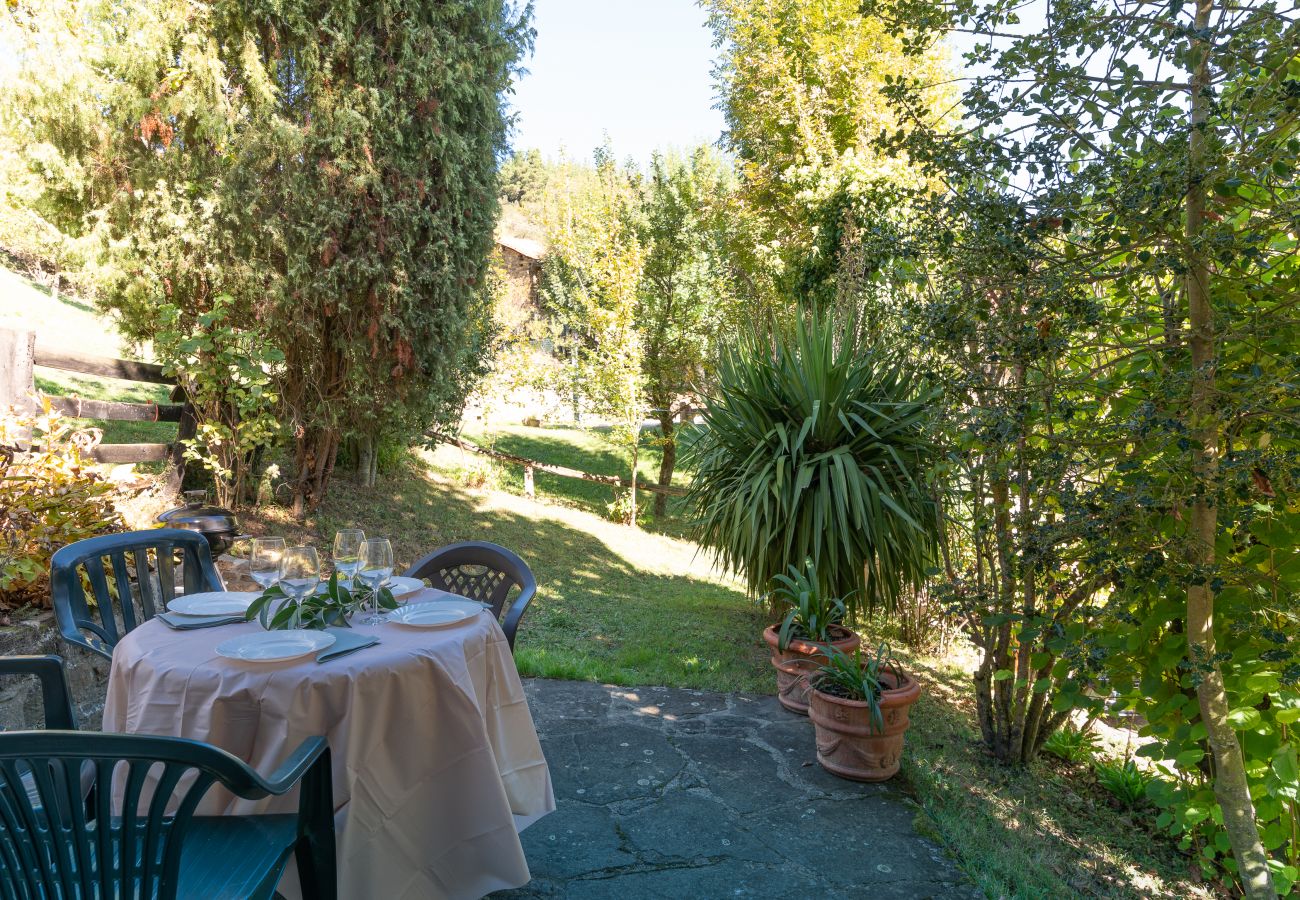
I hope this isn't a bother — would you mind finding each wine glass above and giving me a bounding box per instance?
[332,529,365,586]
[279,546,321,605]
[248,537,286,591]
[357,538,394,624]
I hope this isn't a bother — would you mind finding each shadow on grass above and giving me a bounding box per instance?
[463,424,698,538]
[244,458,770,693]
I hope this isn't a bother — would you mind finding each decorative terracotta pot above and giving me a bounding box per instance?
[808,670,921,782]
[763,624,860,715]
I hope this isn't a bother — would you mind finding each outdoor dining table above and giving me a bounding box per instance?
[101,588,556,900]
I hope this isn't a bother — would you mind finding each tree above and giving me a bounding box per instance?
[704,0,952,301]
[636,148,739,515]
[2,0,531,513]
[877,0,1299,891]
[540,147,646,521]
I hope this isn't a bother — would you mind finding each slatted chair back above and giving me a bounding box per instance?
[49,529,222,659]
[0,732,268,900]
[404,541,537,650]
[0,656,77,731]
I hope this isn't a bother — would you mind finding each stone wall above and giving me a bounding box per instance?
[0,611,111,730]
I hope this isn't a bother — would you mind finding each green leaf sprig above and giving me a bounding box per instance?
[245,572,398,631]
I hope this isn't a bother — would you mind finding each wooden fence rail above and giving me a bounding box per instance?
[1,326,194,490]
[433,433,688,498]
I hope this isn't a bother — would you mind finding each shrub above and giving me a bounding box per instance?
[0,402,122,608]
[1094,759,1153,809]
[686,308,940,615]
[1042,725,1101,765]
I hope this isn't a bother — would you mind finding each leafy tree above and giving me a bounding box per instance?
[540,147,646,519]
[499,149,547,205]
[703,0,952,300]
[876,0,1300,892]
[2,0,531,514]
[636,148,739,515]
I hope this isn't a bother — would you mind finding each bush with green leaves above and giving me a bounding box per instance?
[0,403,122,608]
[770,559,848,649]
[687,309,939,616]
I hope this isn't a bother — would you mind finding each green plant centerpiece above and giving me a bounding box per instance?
[807,642,921,783]
[245,573,398,631]
[763,560,860,715]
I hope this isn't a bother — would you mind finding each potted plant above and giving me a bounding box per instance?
[807,642,921,782]
[764,560,860,714]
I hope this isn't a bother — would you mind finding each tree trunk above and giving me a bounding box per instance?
[1185,2,1275,893]
[291,427,339,519]
[356,435,377,489]
[654,410,676,518]
[628,438,639,528]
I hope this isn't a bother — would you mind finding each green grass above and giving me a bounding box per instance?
[242,447,770,693]
[459,423,698,535]
[3,263,176,455]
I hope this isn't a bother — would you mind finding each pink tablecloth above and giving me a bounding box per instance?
[102,589,554,900]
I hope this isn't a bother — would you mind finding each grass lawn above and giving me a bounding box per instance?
[459,422,697,536]
[237,431,1208,900]
[3,265,176,450]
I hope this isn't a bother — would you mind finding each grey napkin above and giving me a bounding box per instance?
[157,612,246,630]
[317,627,379,662]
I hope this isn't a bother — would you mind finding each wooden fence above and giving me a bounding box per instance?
[435,433,687,499]
[0,326,194,490]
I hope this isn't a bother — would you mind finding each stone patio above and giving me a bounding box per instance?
[495,679,978,899]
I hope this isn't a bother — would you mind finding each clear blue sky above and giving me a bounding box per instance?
[506,0,725,166]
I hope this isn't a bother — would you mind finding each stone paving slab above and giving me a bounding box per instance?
[491,679,979,899]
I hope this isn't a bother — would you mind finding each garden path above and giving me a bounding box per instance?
[494,679,978,899]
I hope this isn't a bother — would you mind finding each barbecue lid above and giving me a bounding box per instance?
[156,490,240,535]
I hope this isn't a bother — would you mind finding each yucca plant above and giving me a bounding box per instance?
[770,559,849,650]
[685,309,940,616]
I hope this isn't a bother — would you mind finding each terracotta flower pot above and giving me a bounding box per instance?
[808,670,921,782]
[763,623,860,715]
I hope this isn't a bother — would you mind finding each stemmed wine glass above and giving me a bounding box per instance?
[332,529,365,586]
[356,538,394,625]
[248,537,286,591]
[279,546,321,623]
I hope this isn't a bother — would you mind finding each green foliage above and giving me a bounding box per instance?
[0,403,122,608]
[811,642,901,733]
[1094,760,1154,810]
[2,0,532,514]
[770,559,848,649]
[703,0,953,302]
[686,308,940,614]
[245,573,396,631]
[1042,725,1101,765]
[156,295,282,507]
[499,149,547,205]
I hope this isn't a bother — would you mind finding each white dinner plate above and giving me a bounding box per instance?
[215,630,336,662]
[387,599,483,629]
[167,591,261,617]
[319,575,426,598]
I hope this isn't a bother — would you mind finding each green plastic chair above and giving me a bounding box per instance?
[49,529,223,660]
[0,731,336,899]
[0,655,77,731]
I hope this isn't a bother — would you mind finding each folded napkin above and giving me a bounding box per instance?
[317,627,379,662]
[157,612,246,630]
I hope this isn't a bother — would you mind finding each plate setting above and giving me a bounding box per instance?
[215,630,336,662]
[387,599,483,629]
[167,591,261,617]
